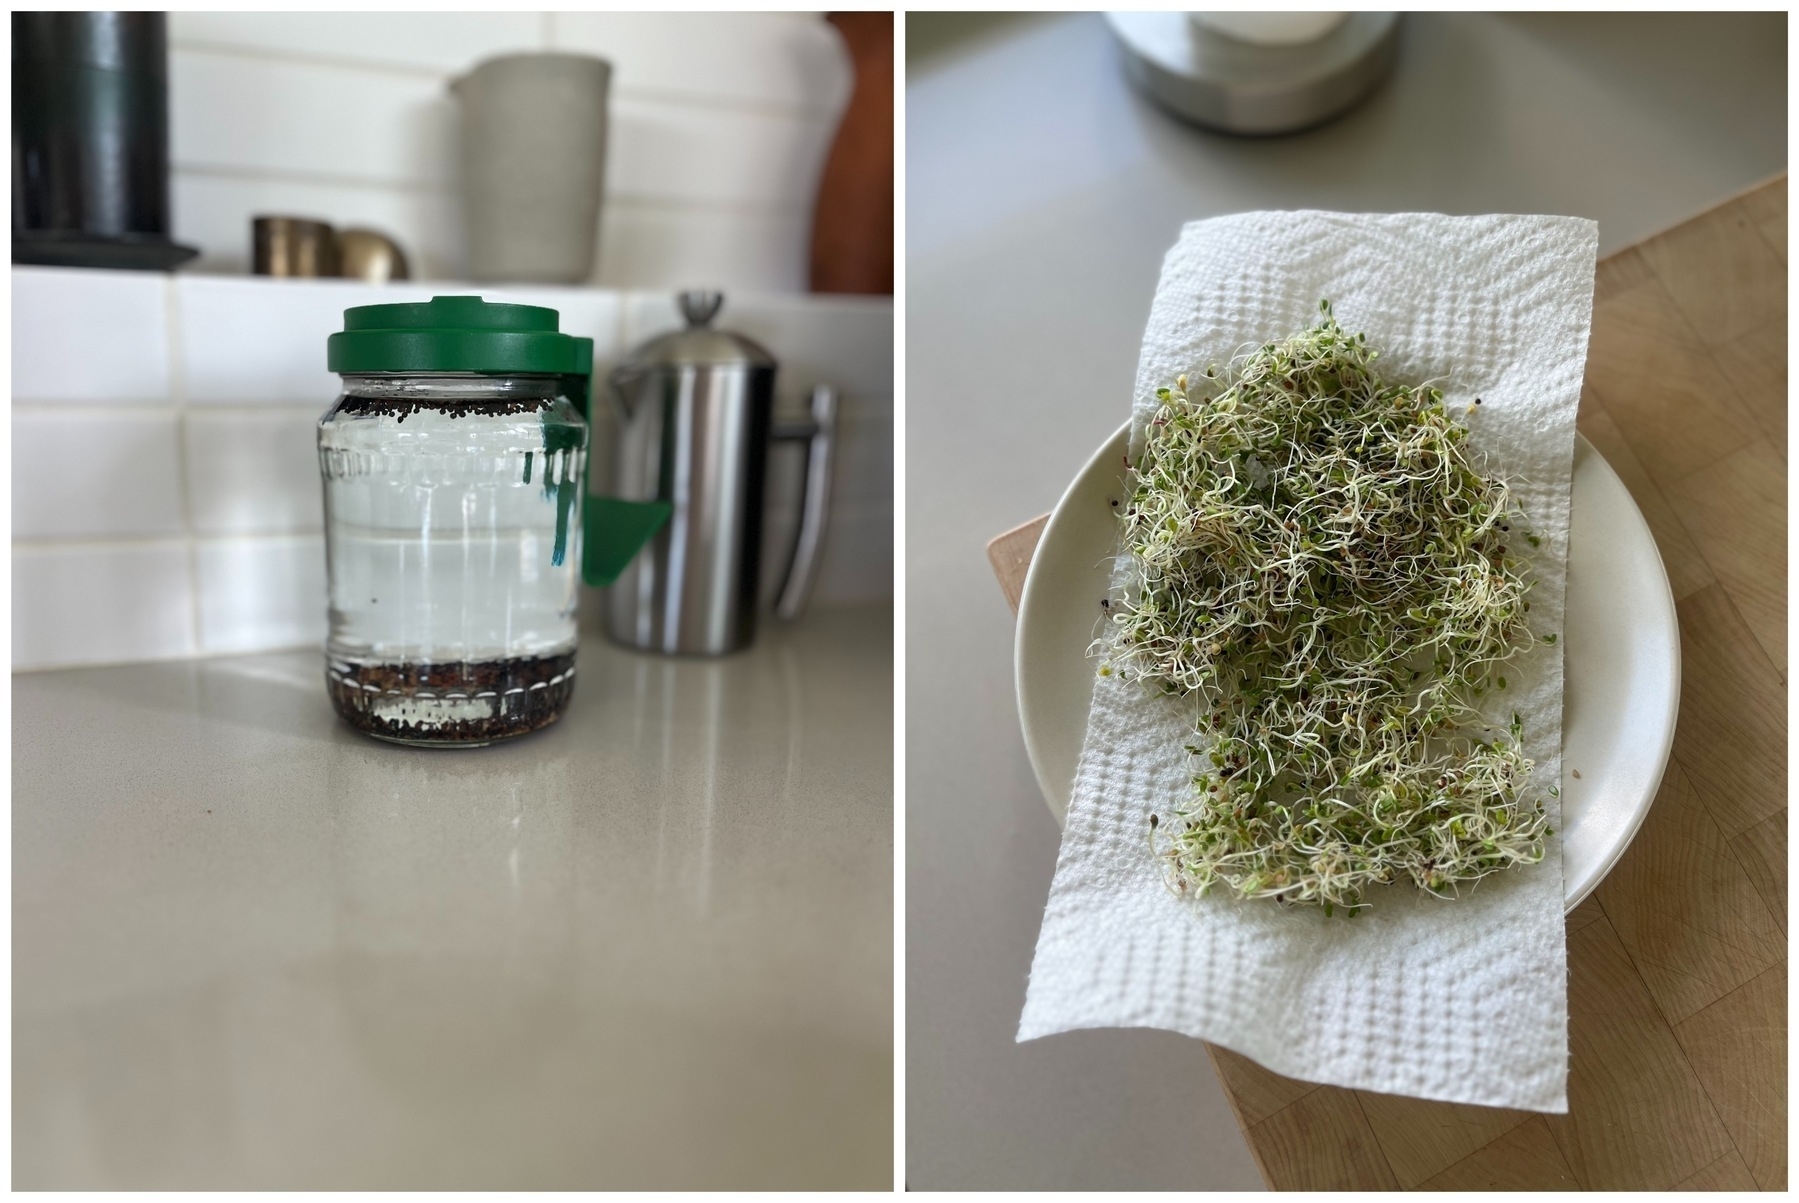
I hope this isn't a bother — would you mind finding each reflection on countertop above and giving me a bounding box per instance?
[13,604,893,1190]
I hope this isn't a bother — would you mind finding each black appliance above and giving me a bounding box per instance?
[13,11,198,270]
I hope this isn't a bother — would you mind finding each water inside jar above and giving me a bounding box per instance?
[319,382,587,745]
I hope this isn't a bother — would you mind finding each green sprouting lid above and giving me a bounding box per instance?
[327,295,585,375]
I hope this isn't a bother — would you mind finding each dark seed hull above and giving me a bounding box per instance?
[327,652,576,746]
[336,395,550,422]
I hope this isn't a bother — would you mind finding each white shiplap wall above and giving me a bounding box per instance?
[11,267,893,670]
[166,12,853,291]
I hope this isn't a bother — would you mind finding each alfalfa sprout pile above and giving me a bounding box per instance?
[1104,302,1553,915]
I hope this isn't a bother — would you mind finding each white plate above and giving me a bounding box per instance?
[1016,422,1679,912]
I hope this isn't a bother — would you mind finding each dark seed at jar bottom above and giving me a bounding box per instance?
[326,652,577,745]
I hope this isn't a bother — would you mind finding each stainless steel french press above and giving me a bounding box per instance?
[603,291,836,655]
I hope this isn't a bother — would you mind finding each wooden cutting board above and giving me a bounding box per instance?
[987,176,1787,1191]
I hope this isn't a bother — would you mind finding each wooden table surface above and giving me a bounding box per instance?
[987,177,1787,1191]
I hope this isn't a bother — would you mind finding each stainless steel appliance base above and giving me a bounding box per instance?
[1107,12,1400,137]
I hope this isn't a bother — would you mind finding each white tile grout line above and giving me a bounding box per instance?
[166,274,207,657]
[13,534,323,553]
[171,162,824,219]
[12,536,194,555]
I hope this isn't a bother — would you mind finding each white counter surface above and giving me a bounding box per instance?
[14,605,892,1189]
[905,12,1783,1190]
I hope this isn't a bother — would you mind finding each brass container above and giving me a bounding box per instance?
[253,216,338,277]
[336,228,410,283]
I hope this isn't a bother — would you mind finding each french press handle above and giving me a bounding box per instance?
[770,384,838,620]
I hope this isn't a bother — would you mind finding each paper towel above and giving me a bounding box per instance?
[1017,211,1597,1113]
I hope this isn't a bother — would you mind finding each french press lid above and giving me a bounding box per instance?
[618,291,776,371]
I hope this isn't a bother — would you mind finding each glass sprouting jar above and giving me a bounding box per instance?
[319,297,589,747]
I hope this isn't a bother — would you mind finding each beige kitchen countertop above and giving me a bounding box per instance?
[13,603,893,1190]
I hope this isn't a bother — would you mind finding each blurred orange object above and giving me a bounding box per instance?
[809,12,893,295]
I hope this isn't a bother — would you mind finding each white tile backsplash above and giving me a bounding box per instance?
[828,410,897,514]
[195,536,328,655]
[171,55,829,229]
[608,98,835,209]
[550,12,851,114]
[169,12,850,115]
[12,409,187,541]
[597,202,813,293]
[171,49,459,189]
[158,12,861,293]
[11,268,171,403]
[760,409,894,518]
[11,267,891,670]
[757,434,891,609]
[170,11,546,75]
[184,409,326,536]
[179,276,441,404]
[13,543,198,670]
[809,503,894,607]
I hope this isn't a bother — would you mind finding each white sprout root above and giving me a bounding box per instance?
[1107,302,1549,916]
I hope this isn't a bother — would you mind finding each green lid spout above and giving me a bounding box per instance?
[583,496,669,587]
